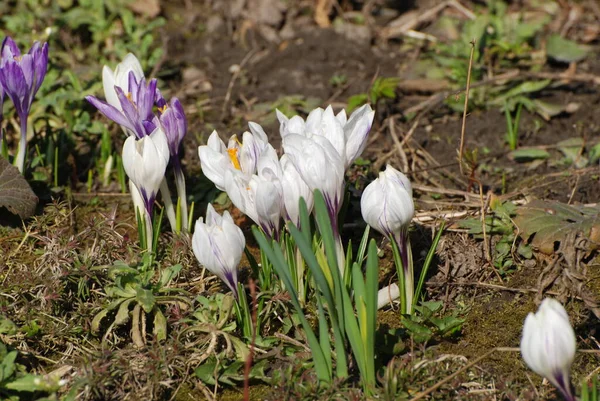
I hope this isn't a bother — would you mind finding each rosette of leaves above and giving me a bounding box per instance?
[91,254,188,347]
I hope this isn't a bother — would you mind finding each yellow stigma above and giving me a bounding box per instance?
[227,148,241,170]
[158,104,168,114]
[126,92,134,103]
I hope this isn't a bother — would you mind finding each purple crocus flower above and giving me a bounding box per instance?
[86,71,158,139]
[157,95,189,230]
[157,97,187,159]
[0,37,49,172]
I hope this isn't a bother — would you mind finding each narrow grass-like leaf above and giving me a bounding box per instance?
[313,191,339,277]
[288,222,347,377]
[364,240,378,388]
[317,297,332,375]
[152,206,164,255]
[312,191,346,336]
[390,239,407,315]
[288,225,336,315]
[413,221,445,312]
[253,227,331,382]
[340,281,367,383]
[356,225,370,266]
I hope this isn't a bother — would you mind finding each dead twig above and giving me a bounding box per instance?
[220,49,257,121]
[458,39,476,174]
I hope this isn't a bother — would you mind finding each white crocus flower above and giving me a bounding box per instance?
[521,298,576,401]
[361,165,414,312]
[102,53,144,111]
[122,127,170,213]
[280,154,313,226]
[122,127,169,252]
[360,165,414,239]
[277,104,374,169]
[198,126,268,191]
[192,204,245,297]
[283,134,345,221]
[224,145,285,240]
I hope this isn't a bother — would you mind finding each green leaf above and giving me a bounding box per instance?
[91,299,126,333]
[546,34,588,63]
[0,350,17,381]
[0,315,17,336]
[153,308,167,341]
[0,156,38,218]
[509,148,550,162]
[136,288,156,313]
[159,264,182,287]
[113,298,135,327]
[514,200,600,254]
[252,226,331,383]
[4,373,62,392]
[401,317,433,343]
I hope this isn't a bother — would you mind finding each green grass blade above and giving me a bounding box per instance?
[390,239,407,315]
[317,297,332,376]
[364,240,379,388]
[356,225,370,266]
[413,221,445,312]
[253,227,331,382]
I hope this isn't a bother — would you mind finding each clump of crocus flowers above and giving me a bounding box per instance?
[0,36,49,173]
[86,54,190,252]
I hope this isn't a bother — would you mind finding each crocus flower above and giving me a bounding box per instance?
[0,37,49,172]
[122,126,169,251]
[361,165,414,312]
[280,154,313,227]
[277,104,374,169]
[283,134,345,223]
[192,203,245,297]
[224,145,285,240]
[102,53,144,111]
[157,96,189,230]
[521,298,576,401]
[122,126,170,216]
[283,133,346,270]
[86,72,158,139]
[198,124,268,191]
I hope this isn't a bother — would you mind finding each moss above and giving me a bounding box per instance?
[439,293,534,381]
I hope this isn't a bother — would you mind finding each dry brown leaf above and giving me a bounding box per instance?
[127,0,160,18]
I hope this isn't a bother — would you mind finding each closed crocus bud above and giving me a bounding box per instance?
[362,165,415,311]
[280,154,313,226]
[361,165,413,239]
[192,204,245,297]
[122,126,170,215]
[521,298,576,401]
[102,53,144,111]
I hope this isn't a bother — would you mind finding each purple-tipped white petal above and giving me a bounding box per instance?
[283,134,345,218]
[360,165,413,238]
[344,104,374,168]
[122,127,169,213]
[280,154,313,226]
[192,204,245,297]
[520,298,576,399]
